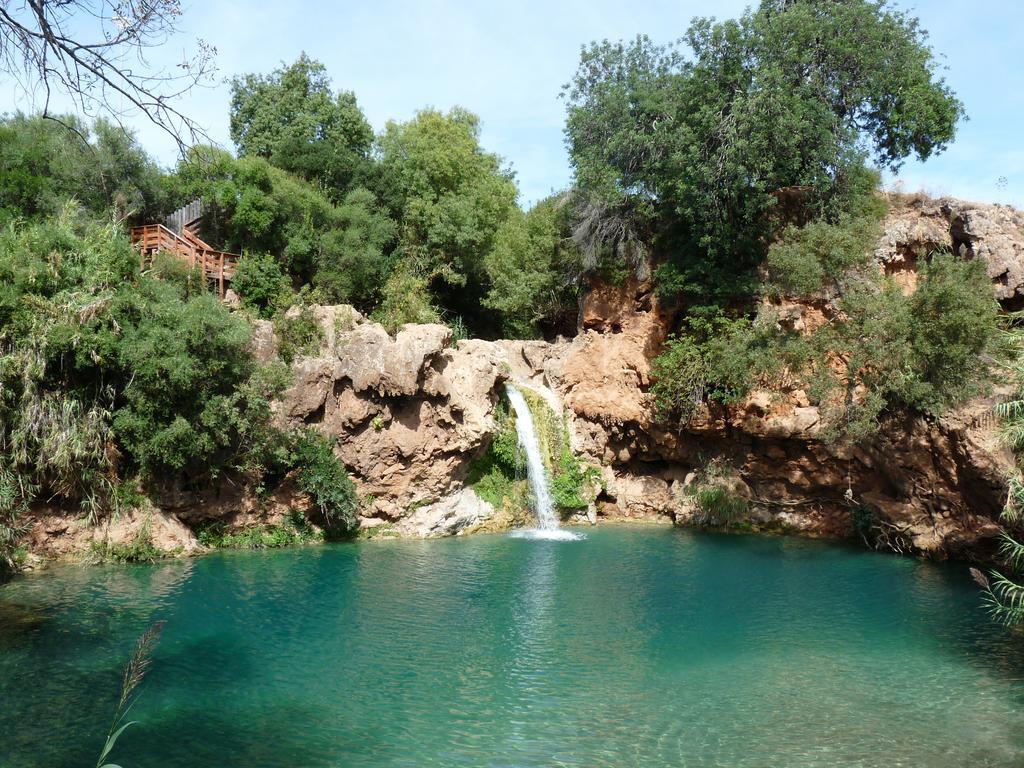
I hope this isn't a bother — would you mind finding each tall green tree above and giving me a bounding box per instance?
[0,114,168,224]
[377,107,518,324]
[314,187,399,310]
[229,54,373,196]
[174,146,345,284]
[484,194,581,338]
[564,0,964,301]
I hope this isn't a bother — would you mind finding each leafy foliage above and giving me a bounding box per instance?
[273,303,325,364]
[466,400,525,509]
[651,308,810,425]
[229,53,373,195]
[233,252,292,318]
[91,525,163,564]
[484,194,582,338]
[0,114,168,225]
[313,187,399,309]
[813,252,999,439]
[0,468,31,580]
[766,208,886,298]
[564,0,964,301]
[0,213,291,521]
[377,108,518,329]
[290,429,360,538]
[981,323,1024,626]
[551,448,598,511]
[196,510,320,550]
[370,266,441,334]
[685,460,749,527]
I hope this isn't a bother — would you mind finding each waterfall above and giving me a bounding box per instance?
[505,384,583,541]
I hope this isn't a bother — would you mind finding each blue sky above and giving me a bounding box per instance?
[5,0,1022,207]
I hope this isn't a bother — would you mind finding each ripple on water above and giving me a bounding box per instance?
[1,527,1023,768]
[508,527,587,541]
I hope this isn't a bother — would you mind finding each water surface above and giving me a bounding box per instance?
[2,527,1023,767]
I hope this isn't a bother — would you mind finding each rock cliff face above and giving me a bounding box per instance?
[876,195,1024,304]
[273,306,511,528]
[265,194,1021,556]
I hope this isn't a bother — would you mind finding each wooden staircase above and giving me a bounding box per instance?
[130,200,240,299]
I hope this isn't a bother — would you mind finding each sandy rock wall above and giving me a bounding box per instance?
[264,195,1024,555]
[876,194,1024,303]
[274,308,512,527]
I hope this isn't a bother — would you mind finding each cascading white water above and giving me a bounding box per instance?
[505,383,583,541]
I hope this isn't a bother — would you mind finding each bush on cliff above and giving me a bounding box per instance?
[810,252,999,440]
[651,308,810,425]
[765,206,887,299]
[290,429,359,538]
[0,214,305,531]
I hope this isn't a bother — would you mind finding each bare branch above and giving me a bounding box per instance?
[0,0,215,152]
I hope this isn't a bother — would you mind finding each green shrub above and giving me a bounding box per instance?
[979,325,1024,627]
[234,252,293,318]
[690,484,749,526]
[814,252,999,440]
[766,213,883,297]
[0,468,31,581]
[651,307,810,425]
[466,399,526,509]
[91,523,162,564]
[551,448,599,511]
[273,303,325,363]
[313,187,398,310]
[371,267,441,334]
[196,510,320,550]
[291,430,359,538]
[0,210,291,517]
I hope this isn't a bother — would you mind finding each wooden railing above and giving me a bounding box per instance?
[130,223,240,299]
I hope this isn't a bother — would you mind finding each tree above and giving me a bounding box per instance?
[564,0,964,301]
[377,107,518,323]
[0,113,168,224]
[229,54,373,196]
[174,146,344,284]
[483,194,581,338]
[0,211,290,501]
[314,187,399,310]
[0,0,213,148]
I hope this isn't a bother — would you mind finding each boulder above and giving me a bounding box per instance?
[336,323,450,396]
[397,488,496,538]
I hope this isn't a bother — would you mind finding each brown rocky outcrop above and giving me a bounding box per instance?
[274,310,511,522]
[876,194,1024,303]
[262,194,1023,556]
[25,503,200,561]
